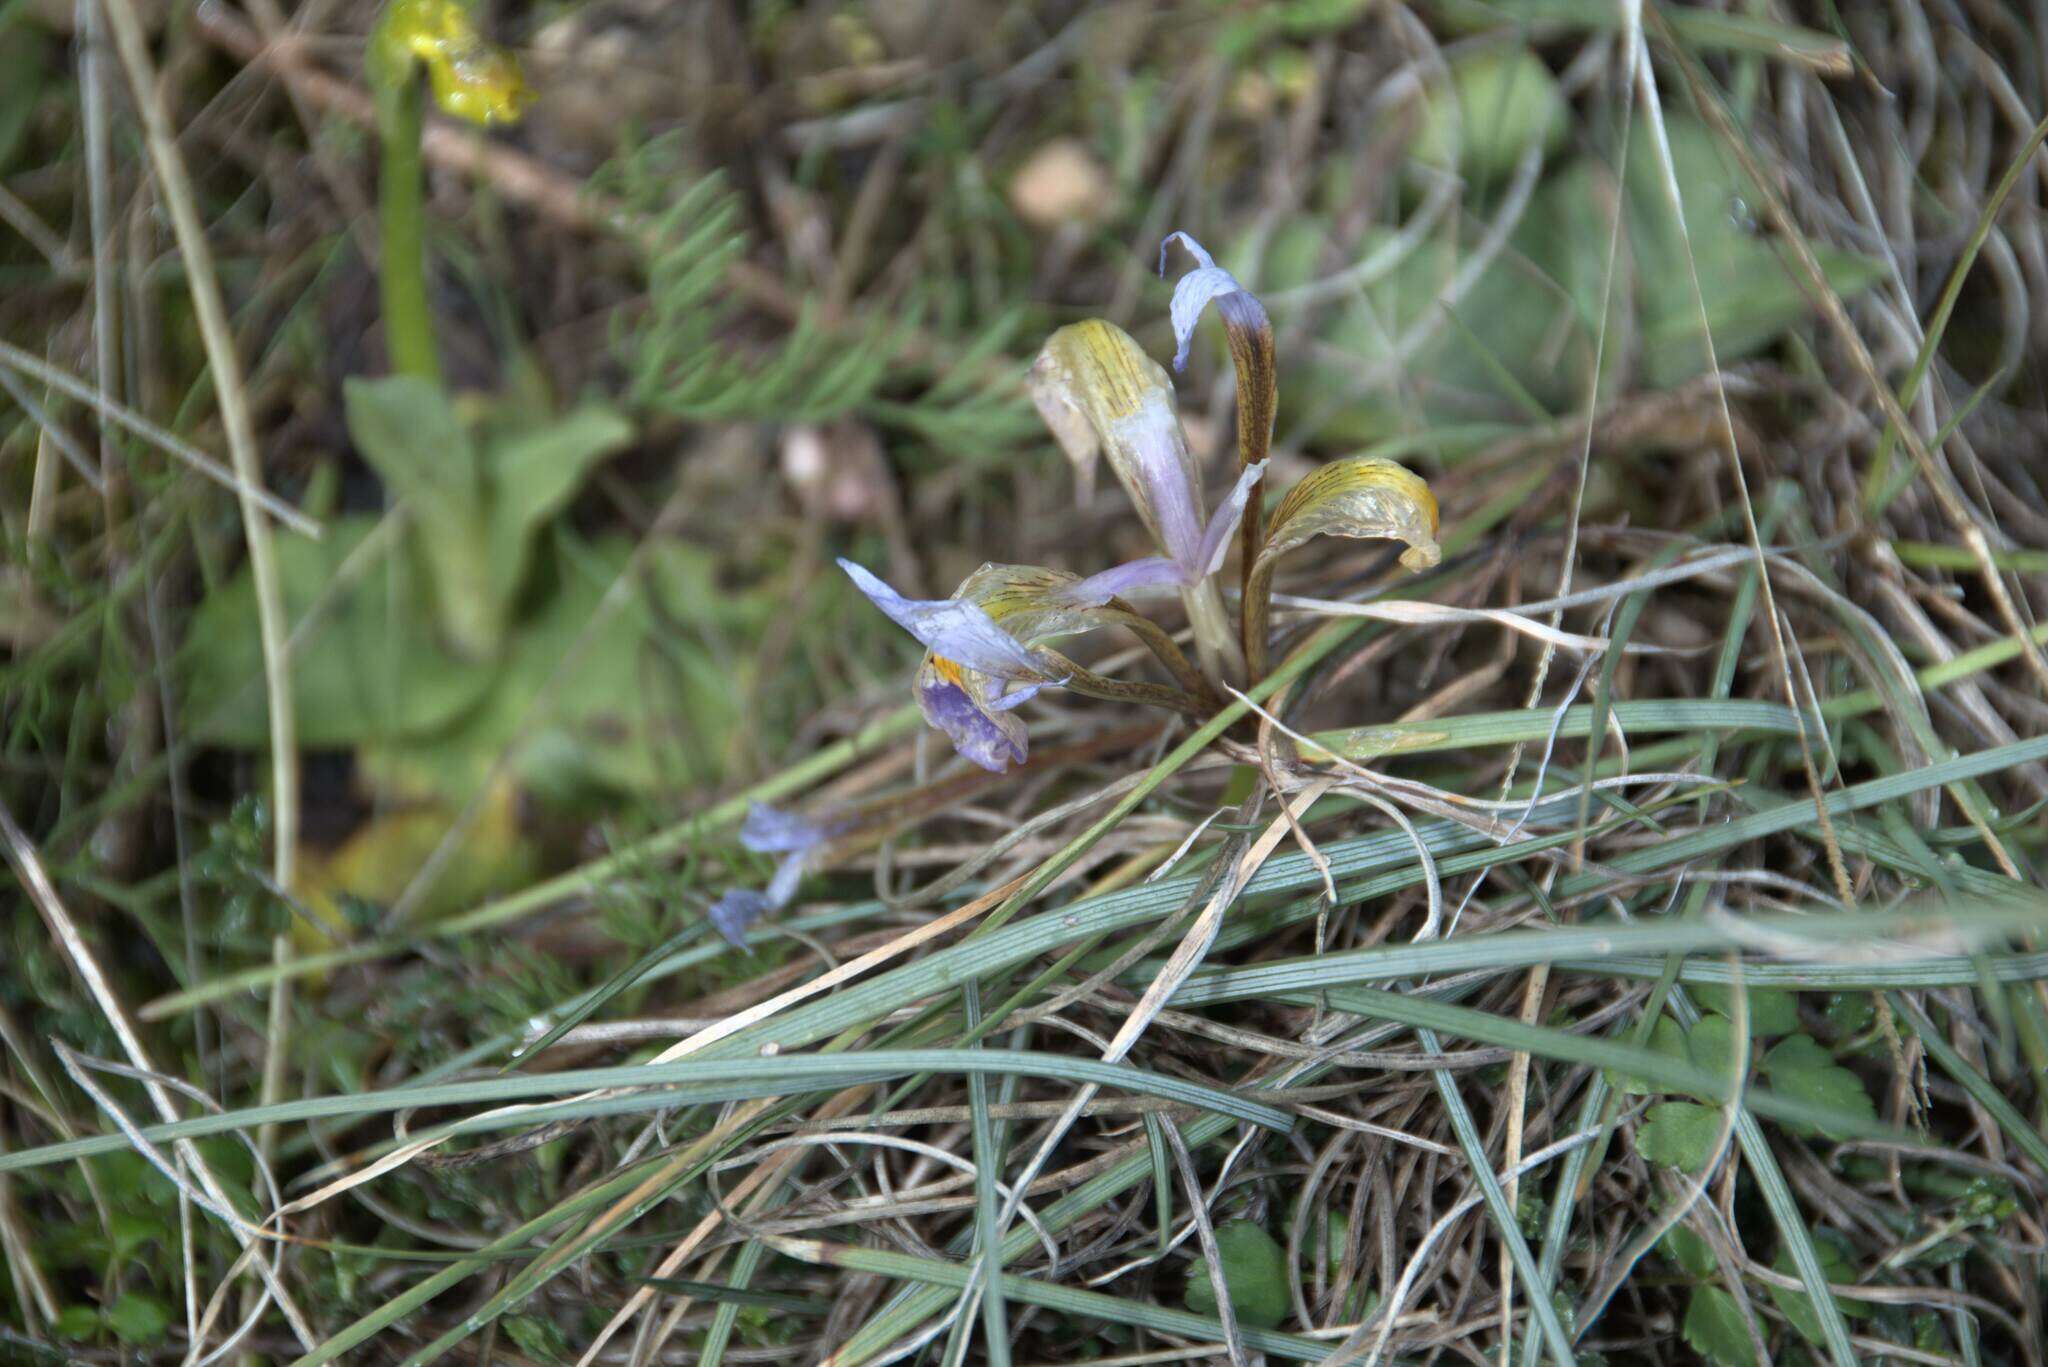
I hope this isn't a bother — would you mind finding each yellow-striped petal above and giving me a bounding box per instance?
[1258,456,1441,573]
[1029,321,1206,568]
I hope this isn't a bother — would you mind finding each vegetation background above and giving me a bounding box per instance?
[2,0,2047,1363]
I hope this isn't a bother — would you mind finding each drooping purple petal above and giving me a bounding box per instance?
[1113,401,1207,573]
[1192,460,1270,578]
[739,803,829,855]
[840,559,1046,681]
[1160,231,1268,372]
[1062,556,1185,605]
[707,889,773,950]
[917,672,1027,772]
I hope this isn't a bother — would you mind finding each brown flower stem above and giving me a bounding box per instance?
[1108,602,1222,707]
[1242,556,1276,683]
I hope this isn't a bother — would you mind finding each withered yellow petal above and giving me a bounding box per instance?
[1259,456,1441,573]
[1030,321,1203,559]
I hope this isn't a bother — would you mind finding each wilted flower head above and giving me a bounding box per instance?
[843,560,1133,772]
[843,233,1442,768]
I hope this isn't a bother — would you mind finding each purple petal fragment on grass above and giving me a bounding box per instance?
[739,803,828,855]
[1160,231,1268,372]
[708,889,773,950]
[764,852,807,908]
[711,807,831,951]
[839,559,1045,681]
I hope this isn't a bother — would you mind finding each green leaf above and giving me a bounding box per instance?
[343,376,478,511]
[1610,1015,1690,1095]
[181,515,494,748]
[1687,1015,1741,1079]
[1619,118,1884,388]
[1660,1223,1716,1278]
[342,379,632,661]
[53,1305,100,1341]
[1638,1101,1720,1173]
[1696,985,1799,1037]
[106,1293,170,1345]
[1683,1286,1760,1367]
[479,404,636,589]
[1769,1230,1870,1346]
[1183,1221,1290,1329]
[1821,993,1873,1039]
[1758,1036,1876,1141]
[107,1211,165,1260]
[1410,46,1568,182]
[502,1313,569,1364]
[358,532,744,803]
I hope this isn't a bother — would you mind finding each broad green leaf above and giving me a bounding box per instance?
[181,515,494,748]
[1696,985,1799,1037]
[1615,118,1885,387]
[481,404,636,591]
[359,532,745,804]
[1758,1036,1876,1141]
[1183,1220,1290,1329]
[1683,1286,1760,1367]
[345,376,499,657]
[344,375,480,517]
[1410,46,1567,181]
[344,379,633,661]
[1769,1230,1870,1346]
[1637,1101,1719,1172]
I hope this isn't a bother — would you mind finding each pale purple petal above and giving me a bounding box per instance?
[739,803,828,855]
[986,678,1053,713]
[764,851,807,908]
[1192,460,1269,578]
[1063,556,1185,604]
[708,889,772,950]
[1113,403,1206,572]
[840,559,1045,680]
[1159,231,1270,372]
[917,674,1027,772]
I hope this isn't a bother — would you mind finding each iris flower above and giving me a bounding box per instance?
[841,560,1210,771]
[843,234,1442,771]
